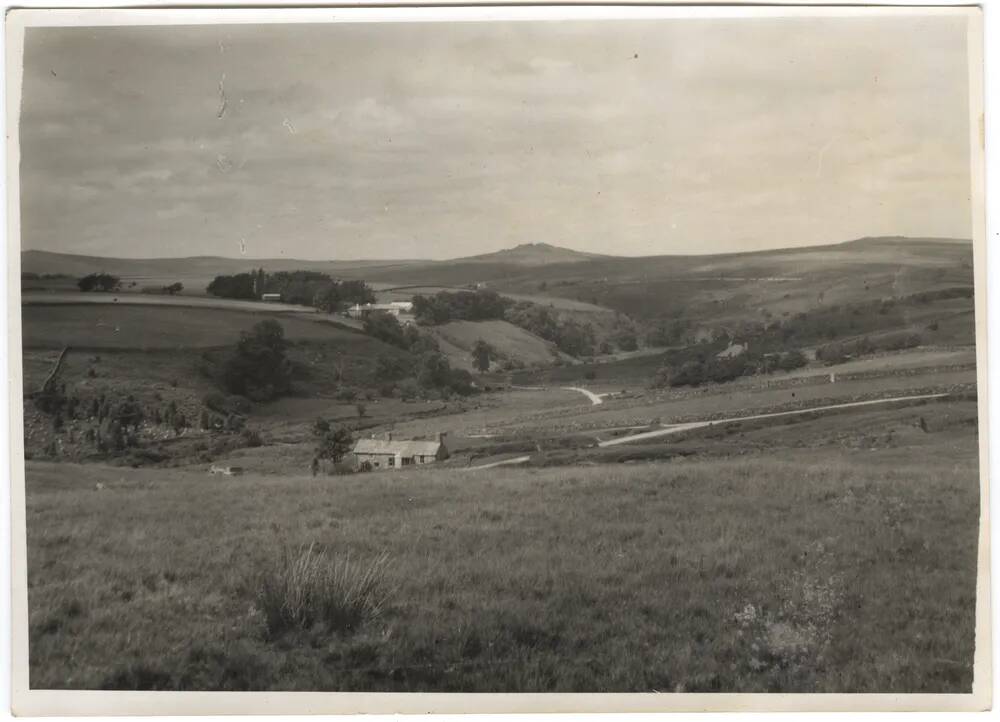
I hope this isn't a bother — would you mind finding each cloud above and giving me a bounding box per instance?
[17,14,974,259]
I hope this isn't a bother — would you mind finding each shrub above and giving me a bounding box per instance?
[254,543,391,637]
[776,350,808,372]
[397,378,421,401]
[336,387,358,402]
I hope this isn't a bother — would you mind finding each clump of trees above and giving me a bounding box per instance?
[77,273,121,292]
[221,320,293,401]
[503,302,596,357]
[206,269,375,311]
[815,332,920,365]
[412,289,509,325]
[22,272,72,281]
[207,273,256,299]
[651,343,809,389]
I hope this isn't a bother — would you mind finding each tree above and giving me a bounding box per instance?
[163,282,183,295]
[77,272,120,292]
[374,354,408,382]
[222,320,292,401]
[418,352,453,389]
[338,280,376,306]
[356,402,367,418]
[363,311,407,348]
[312,417,331,436]
[312,284,342,313]
[316,427,354,463]
[471,339,492,373]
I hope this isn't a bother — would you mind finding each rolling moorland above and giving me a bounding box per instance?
[19,235,982,692]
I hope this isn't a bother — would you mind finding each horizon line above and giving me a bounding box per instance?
[19,235,972,265]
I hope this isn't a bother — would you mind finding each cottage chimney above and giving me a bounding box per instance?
[437,432,447,444]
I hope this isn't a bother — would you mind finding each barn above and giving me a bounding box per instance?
[352,433,449,470]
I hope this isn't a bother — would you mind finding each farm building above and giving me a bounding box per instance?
[346,301,413,319]
[260,293,282,303]
[716,341,747,360]
[352,433,448,470]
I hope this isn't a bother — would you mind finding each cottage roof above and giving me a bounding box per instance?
[353,438,442,457]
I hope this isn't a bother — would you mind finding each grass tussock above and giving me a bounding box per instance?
[254,543,391,638]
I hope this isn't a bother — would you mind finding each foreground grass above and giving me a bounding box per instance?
[25,449,979,692]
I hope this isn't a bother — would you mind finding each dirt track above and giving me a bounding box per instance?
[597,392,950,447]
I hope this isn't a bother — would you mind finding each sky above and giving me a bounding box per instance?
[18,12,974,260]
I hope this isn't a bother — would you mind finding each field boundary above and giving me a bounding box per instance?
[39,346,70,394]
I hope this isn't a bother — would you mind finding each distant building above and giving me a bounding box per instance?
[261,293,282,303]
[352,433,448,470]
[347,301,414,319]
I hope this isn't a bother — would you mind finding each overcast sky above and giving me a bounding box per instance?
[19,13,973,260]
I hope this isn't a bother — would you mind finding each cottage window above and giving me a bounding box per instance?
[388,457,395,467]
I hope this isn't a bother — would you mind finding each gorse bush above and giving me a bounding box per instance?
[255,543,391,638]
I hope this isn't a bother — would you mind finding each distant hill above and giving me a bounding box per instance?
[455,243,606,266]
[19,250,428,280]
[21,236,973,294]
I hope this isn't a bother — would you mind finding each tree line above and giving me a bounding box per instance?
[206,269,375,311]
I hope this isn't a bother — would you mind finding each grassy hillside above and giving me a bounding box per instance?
[427,320,569,371]
[26,433,978,691]
[19,303,417,464]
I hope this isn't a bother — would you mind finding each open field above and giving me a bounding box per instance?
[428,320,569,370]
[22,291,319,313]
[21,304,358,350]
[25,428,979,692]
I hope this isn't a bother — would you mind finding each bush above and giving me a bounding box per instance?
[254,543,391,637]
[776,350,808,372]
[374,354,408,382]
[397,378,421,401]
[336,387,358,402]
